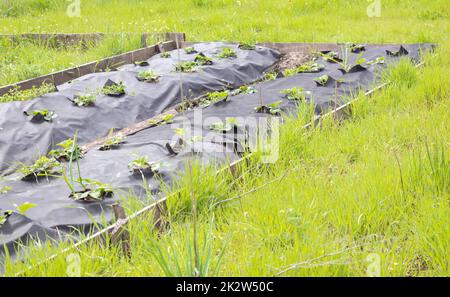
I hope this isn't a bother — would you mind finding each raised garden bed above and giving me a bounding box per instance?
[0,36,434,265]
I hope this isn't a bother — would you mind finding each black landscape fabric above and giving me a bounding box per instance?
[0,42,433,263]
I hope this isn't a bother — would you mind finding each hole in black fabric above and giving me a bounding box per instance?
[386,45,409,57]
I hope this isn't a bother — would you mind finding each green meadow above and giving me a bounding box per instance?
[0,0,449,276]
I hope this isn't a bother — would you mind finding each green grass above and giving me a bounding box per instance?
[0,0,449,86]
[0,0,449,277]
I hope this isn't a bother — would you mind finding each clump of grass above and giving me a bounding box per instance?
[160,52,171,58]
[238,42,256,50]
[0,83,56,103]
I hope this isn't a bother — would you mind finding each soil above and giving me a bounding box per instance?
[274,52,311,72]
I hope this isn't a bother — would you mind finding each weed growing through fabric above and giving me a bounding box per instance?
[217,47,237,58]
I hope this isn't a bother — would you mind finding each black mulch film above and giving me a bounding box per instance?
[0,42,433,265]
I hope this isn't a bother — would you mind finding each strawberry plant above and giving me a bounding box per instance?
[69,178,113,201]
[18,155,61,181]
[297,61,324,73]
[347,43,366,53]
[48,138,83,162]
[313,74,330,86]
[62,131,113,201]
[230,85,257,96]
[195,53,213,65]
[73,93,96,107]
[282,68,297,77]
[175,61,198,72]
[281,87,310,101]
[137,70,160,82]
[184,47,197,54]
[207,90,229,102]
[217,47,237,58]
[263,71,278,81]
[160,52,171,58]
[24,108,56,123]
[99,134,125,151]
[255,101,282,116]
[128,155,164,176]
[101,79,126,97]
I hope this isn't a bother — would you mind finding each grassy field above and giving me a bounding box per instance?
[0,0,449,86]
[1,0,449,276]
